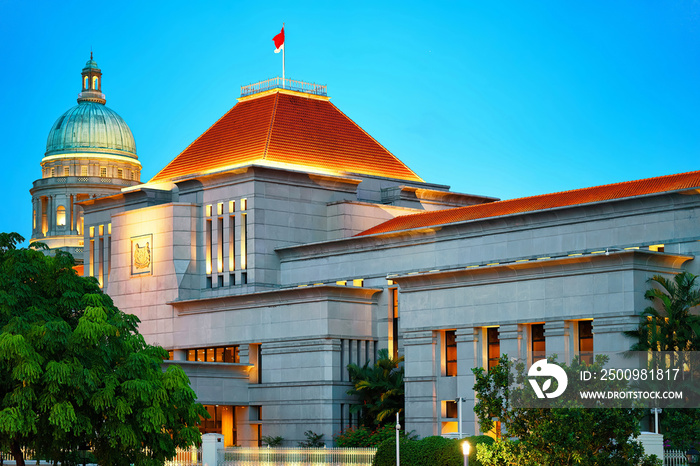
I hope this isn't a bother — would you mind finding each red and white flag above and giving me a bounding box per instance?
[273,27,285,53]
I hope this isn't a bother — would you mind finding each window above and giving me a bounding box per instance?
[389,288,399,360]
[130,171,135,180]
[487,327,500,371]
[206,219,213,275]
[50,167,55,177]
[217,202,224,216]
[117,168,123,178]
[578,320,593,365]
[240,212,247,270]
[443,400,458,419]
[92,76,98,89]
[56,206,66,226]
[63,166,69,176]
[531,324,546,362]
[445,330,457,376]
[81,166,88,176]
[83,76,88,89]
[100,167,107,177]
[186,345,240,363]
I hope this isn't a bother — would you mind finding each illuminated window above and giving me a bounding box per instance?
[130,171,135,180]
[649,244,665,252]
[390,288,399,360]
[63,166,69,176]
[92,76,98,89]
[107,223,111,235]
[117,168,123,178]
[206,219,212,275]
[352,279,364,287]
[240,213,247,270]
[89,226,95,238]
[445,330,457,376]
[100,167,107,177]
[487,327,500,371]
[81,166,88,176]
[206,204,212,217]
[217,218,224,273]
[531,324,545,362]
[50,167,55,177]
[83,76,88,88]
[56,206,66,226]
[217,202,223,216]
[241,198,247,211]
[98,224,104,236]
[228,216,235,272]
[229,200,235,212]
[578,320,593,365]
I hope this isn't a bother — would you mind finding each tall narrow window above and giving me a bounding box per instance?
[89,239,94,277]
[487,327,500,371]
[56,206,66,226]
[217,217,224,273]
[445,330,457,376]
[100,167,107,177]
[63,166,69,176]
[69,195,74,231]
[50,167,55,177]
[229,215,235,272]
[81,166,88,176]
[531,324,546,362]
[83,76,88,89]
[240,212,247,270]
[117,168,123,178]
[205,219,213,275]
[578,320,593,365]
[389,288,399,360]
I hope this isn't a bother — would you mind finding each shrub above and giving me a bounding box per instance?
[297,430,325,447]
[261,435,284,447]
[335,424,414,448]
[373,435,493,466]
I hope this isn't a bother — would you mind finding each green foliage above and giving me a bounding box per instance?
[624,272,700,351]
[624,272,700,450]
[334,424,415,448]
[297,430,325,447]
[372,435,490,466]
[261,435,284,447]
[347,348,404,428]
[472,354,647,465]
[0,233,207,466]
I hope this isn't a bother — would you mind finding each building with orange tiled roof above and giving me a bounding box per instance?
[79,76,700,446]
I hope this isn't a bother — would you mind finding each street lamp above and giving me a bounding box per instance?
[462,441,470,466]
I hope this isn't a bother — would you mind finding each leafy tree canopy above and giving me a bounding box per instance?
[347,348,404,428]
[0,233,207,466]
[472,354,651,466]
[625,271,700,450]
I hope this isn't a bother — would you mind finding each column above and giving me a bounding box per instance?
[456,328,478,436]
[544,320,571,363]
[498,323,522,361]
[403,330,437,438]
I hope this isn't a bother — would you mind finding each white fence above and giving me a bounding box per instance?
[166,446,202,466]
[218,447,377,466]
[665,449,688,466]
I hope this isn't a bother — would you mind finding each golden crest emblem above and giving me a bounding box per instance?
[134,241,151,269]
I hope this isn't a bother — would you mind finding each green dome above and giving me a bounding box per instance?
[45,101,137,157]
[83,59,99,70]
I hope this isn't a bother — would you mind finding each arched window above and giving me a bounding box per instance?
[56,206,66,226]
[92,76,98,89]
[84,76,88,89]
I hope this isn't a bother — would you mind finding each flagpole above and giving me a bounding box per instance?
[282,22,285,88]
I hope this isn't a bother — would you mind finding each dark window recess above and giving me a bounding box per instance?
[579,321,594,365]
[487,327,500,371]
[531,324,546,362]
[445,330,457,376]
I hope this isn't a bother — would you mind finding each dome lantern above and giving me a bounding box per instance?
[78,52,106,105]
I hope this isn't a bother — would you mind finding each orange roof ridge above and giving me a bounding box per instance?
[262,93,279,160]
[358,169,700,236]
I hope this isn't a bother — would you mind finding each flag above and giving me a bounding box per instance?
[273,27,284,53]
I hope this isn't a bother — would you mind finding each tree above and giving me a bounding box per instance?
[347,348,404,428]
[624,272,700,351]
[472,354,650,466]
[624,272,700,450]
[0,233,207,466]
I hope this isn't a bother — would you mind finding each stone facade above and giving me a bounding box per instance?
[76,84,700,446]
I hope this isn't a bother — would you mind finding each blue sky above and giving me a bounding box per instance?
[1,1,699,242]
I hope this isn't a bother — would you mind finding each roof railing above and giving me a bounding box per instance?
[241,78,327,97]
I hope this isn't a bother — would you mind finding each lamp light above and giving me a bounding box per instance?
[462,441,470,466]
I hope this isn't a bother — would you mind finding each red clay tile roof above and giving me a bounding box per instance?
[358,170,700,236]
[150,90,423,183]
